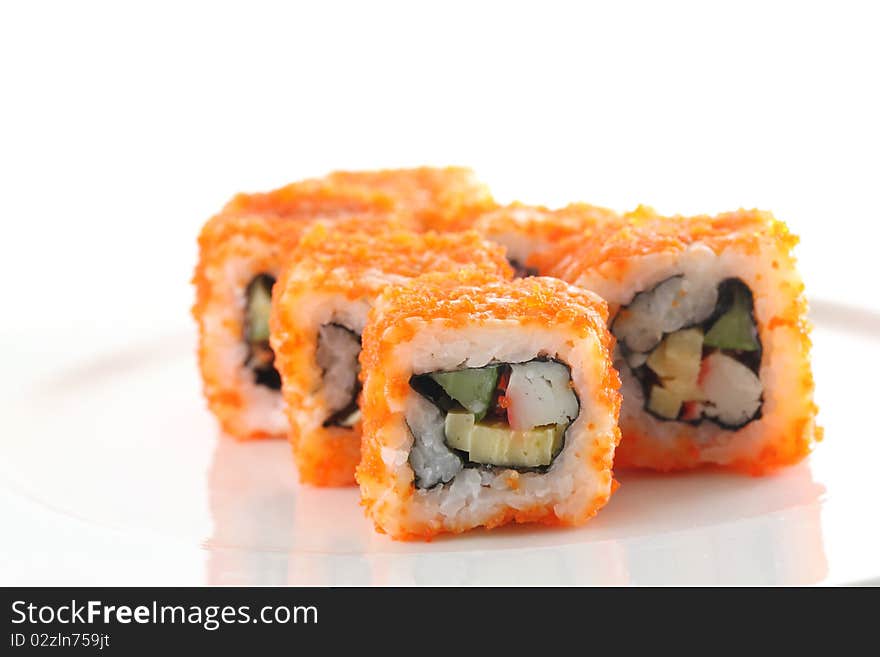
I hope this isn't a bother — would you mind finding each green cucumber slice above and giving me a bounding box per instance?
[245,276,273,343]
[429,366,499,421]
[704,285,759,351]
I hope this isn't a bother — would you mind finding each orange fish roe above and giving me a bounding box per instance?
[322,167,497,230]
[280,226,514,301]
[356,273,621,540]
[473,201,622,270]
[532,206,798,284]
[270,229,512,487]
[193,168,495,441]
[533,207,819,474]
[363,272,611,352]
[226,167,495,232]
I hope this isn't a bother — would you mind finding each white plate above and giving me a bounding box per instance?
[1,299,878,586]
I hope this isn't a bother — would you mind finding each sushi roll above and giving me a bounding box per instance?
[227,166,496,232]
[322,166,497,230]
[356,273,621,540]
[535,206,820,473]
[473,202,620,277]
[269,227,512,487]
[193,167,492,441]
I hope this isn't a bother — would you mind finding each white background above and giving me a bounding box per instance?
[2,0,878,364]
[1,1,879,584]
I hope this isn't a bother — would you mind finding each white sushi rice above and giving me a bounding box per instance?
[406,392,462,488]
[202,240,288,437]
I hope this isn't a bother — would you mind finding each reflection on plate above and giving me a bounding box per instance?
[1,300,878,584]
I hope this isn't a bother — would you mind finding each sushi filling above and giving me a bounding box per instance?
[408,358,580,489]
[243,274,281,390]
[612,277,763,429]
[316,323,362,428]
[508,258,538,278]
